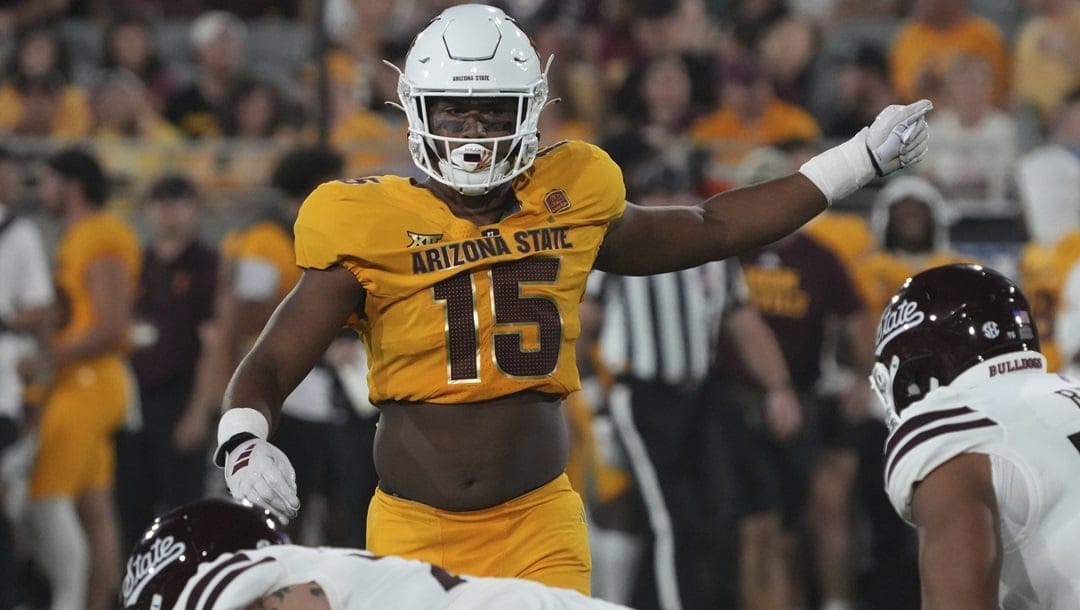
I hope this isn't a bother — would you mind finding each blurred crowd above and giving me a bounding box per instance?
[1,0,1080,608]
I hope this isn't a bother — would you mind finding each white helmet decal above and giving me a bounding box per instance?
[875,298,925,356]
[121,535,186,606]
[388,4,550,196]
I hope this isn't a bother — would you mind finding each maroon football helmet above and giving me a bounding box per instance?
[870,264,1040,428]
[120,498,289,610]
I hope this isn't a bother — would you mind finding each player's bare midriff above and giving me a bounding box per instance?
[373,390,569,511]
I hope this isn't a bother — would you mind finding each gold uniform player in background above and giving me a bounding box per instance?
[25,149,142,610]
[214,3,933,595]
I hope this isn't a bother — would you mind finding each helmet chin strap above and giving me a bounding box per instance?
[872,356,902,432]
[873,354,946,433]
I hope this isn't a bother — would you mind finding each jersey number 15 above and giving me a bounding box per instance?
[434,257,562,382]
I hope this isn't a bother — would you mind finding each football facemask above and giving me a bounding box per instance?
[389,4,550,196]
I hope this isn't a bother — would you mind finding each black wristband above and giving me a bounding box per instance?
[214,432,258,467]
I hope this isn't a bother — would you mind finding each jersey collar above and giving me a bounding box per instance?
[946,351,1047,394]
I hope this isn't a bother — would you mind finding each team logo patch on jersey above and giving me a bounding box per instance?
[544,189,572,214]
[408,231,444,247]
[876,299,925,356]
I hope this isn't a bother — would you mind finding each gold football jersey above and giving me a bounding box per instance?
[53,212,141,379]
[295,141,626,404]
[230,219,300,302]
[803,211,874,270]
[1018,231,1080,372]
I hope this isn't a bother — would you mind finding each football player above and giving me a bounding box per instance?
[120,497,632,610]
[872,264,1080,608]
[23,148,142,610]
[214,3,933,594]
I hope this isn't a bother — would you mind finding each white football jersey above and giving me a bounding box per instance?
[884,352,1080,609]
[174,545,630,610]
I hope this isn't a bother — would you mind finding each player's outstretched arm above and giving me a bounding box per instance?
[222,266,363,427]
[596,174,824,275]
[215,265,363,523]
[595,100,931,276]
[910,453,1002,610]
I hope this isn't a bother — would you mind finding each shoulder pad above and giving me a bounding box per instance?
[884,402,1000,522]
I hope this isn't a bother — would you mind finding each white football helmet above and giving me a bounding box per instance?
[389,4,549,196]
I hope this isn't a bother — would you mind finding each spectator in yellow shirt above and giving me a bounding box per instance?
[1012,0,1080,127]
[0,23,90,139]
[89,69,182,210]
[889,0,1011,107]
[690,55,820,164]
[856,176,975,316]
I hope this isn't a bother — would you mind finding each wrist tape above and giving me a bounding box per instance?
[797,127,876,205]
[214,407,269,467]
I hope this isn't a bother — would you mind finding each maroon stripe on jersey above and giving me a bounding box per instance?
[202,556,277,609]
[186,553,250,610]
[885,418,997,482]
[884,406,976,461]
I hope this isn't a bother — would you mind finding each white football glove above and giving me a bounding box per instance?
[223,437,300,525]
[866,99,932,176]
[799,99,933,204]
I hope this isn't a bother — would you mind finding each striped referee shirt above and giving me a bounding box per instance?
[587,258,748,387]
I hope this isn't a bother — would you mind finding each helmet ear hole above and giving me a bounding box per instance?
[889,345,943,412]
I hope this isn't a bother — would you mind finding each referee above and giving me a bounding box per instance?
[584,244,799,610]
